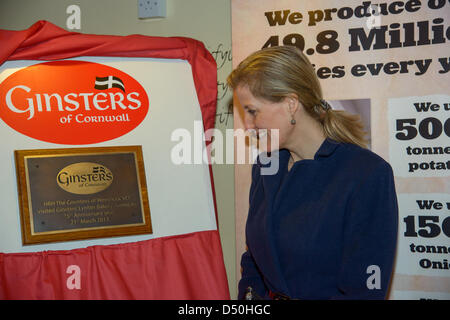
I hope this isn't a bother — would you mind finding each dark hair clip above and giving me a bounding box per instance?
[320,99,332,111]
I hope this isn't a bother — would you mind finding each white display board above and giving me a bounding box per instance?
[0,56,217,253]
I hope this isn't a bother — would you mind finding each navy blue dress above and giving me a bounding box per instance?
[239,138,398,299]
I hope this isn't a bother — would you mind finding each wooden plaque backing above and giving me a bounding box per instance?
[14,146,152,245]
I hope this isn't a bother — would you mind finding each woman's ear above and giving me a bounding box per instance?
[285,93,300,116]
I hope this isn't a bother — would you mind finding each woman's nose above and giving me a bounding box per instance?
[243,114,256,131]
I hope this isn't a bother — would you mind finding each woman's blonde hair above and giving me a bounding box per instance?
[227,46,368,148]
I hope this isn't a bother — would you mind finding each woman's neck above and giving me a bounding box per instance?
[287,116,326,163]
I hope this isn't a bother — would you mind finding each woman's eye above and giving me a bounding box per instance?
[247,109,256,115]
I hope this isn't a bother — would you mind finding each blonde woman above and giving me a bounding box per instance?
[228,46,398,300]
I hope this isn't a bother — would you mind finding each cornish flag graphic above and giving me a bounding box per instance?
[92,166,106,174]
[94,75,125,92]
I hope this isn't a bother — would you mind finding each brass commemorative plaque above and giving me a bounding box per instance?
[14,146,152,245]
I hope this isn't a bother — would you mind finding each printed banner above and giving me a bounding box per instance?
[388,94,449,178]
[232,0,449,299]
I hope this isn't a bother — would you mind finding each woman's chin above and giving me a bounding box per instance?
[256,141,281,154]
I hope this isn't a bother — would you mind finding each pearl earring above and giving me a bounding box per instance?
[290,118,296,125]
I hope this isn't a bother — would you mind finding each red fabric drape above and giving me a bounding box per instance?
[0,231,229,299]
[0,21,228,299]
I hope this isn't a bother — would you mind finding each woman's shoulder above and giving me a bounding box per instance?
[336,142,394,176]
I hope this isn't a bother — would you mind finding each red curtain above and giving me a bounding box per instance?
[0,21,229,299]
[0,231,229,299]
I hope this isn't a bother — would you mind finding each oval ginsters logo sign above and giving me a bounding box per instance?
[57,162,113,195]
[0,60,149,144]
